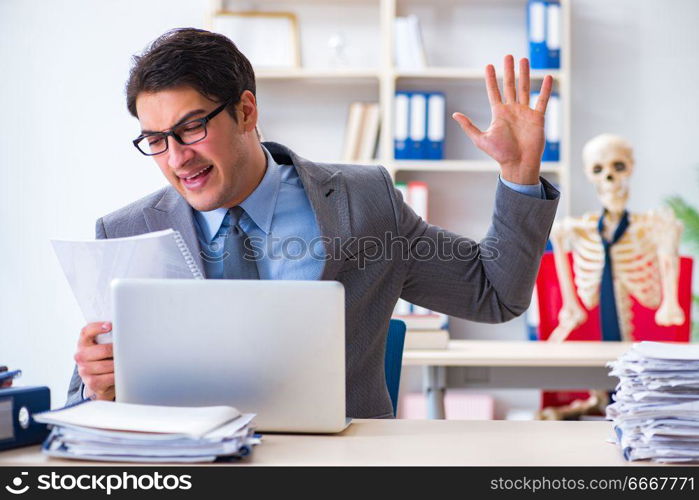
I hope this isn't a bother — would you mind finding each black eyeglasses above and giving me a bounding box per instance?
[133,96,235,156]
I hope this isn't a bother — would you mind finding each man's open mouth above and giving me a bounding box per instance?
[183,165,213,180]
[181,165,213,189]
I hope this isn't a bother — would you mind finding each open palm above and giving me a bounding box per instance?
[453,55,553,185]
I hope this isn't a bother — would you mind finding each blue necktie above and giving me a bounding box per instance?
[597,210,630,341]
[222,206,259,280]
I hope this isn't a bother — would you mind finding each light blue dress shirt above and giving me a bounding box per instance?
[193,145,545,279]
[499,176,545,199]
[193,146,325,280]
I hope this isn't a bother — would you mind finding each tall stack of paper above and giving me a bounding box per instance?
[34,401,258,463]
[607,341,699,463]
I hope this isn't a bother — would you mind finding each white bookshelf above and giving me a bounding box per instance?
[211,0,572,409]
[256,69,381,81]
[394,68,563,80]
[211,0,571,216]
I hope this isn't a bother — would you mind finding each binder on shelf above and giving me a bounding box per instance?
[527,0,547,69]
[531,91,560,162]
[408,93,427,160]
[528,0,561,69]
[545,1,561,69]
[425,92,445,160]
[394,93,410,160]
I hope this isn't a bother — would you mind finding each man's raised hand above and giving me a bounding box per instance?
[452,55,553,185]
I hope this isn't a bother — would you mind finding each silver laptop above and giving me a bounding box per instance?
[111,279,349,433]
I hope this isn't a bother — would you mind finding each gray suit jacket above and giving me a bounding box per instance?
[67,141,559,417]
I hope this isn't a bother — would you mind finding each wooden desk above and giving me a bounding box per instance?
[0,419,636,466]
[403,340,631,418]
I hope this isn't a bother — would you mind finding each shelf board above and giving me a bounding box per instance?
[301,160,562,174]
[391,160,560,173]
[254,68,561,82]
[394,68,563,81]
[256,68,380,81]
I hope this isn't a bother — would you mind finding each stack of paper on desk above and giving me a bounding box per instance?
[607,341,699,463]
[34,401,258,463]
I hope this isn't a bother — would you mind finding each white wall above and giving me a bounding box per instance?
[2,0,698,410]
[570,0,699,217]
[0,0,212,406]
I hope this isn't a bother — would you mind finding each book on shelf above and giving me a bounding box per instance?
[393,313,447,331]
[394,15,427,70]
[404,329,450,350]
[357,103,381,161]
[342,102,380,162]
[407,181,428,221]
[342,102,365,161]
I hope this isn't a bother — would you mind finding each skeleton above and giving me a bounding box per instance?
[548,134,685,342]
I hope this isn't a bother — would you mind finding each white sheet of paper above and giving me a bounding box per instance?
[51,229,202,325]
[34,401,241,438]
[634,341,699,361]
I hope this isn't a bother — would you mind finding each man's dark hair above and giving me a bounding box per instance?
[125,28,256,120]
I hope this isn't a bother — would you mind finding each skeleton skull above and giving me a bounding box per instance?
[582,134,634,213]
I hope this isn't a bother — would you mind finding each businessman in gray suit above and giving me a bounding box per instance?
[69,28,559,418]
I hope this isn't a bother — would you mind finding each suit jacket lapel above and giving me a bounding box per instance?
[303,170,351,280]
[264,142,351,281]
[142,187,206,277]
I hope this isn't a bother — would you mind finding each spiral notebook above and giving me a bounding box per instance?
[52,229,203,331]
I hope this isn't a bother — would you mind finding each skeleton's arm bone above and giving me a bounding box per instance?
[549,220,588,341]
[653,211,685,325]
